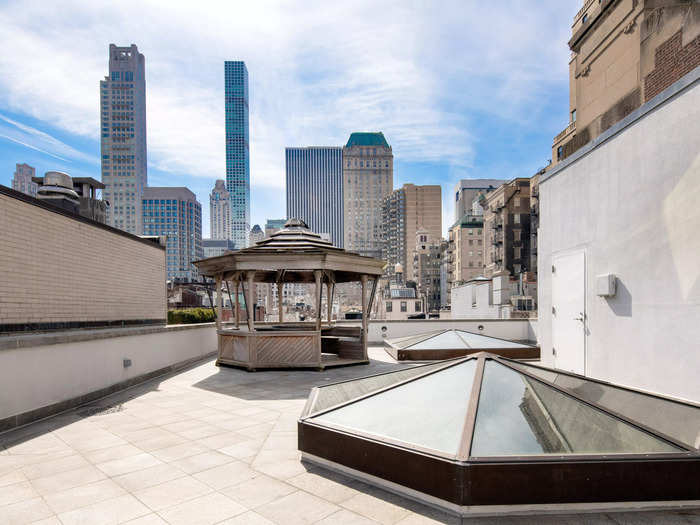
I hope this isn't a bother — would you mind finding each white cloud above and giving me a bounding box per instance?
[0,114,98,163]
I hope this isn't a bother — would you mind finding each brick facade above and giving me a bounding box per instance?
[645,30,700,102]
[0,187,166,331]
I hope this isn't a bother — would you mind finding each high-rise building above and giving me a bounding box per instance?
[412,229,443,313]
[449,214,485,286]
[224,61,250,248]
[552,1,700,166]
[11,163,37,197]
[381,183,441,283]
[209,179,231,242]
[202,238,236,258]
[285,146,343,247]
[264,219,286,237]
[482,178,531,278]
[249,224,264,245]
[343,132,393,258]
[142,187,202,281]
[100,44,147,234]
[453,179,504,222]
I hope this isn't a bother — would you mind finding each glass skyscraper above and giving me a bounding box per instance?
[224,61,250,248]
[100,44,147,234]
[142,187,202,281]
[285,147,344,248]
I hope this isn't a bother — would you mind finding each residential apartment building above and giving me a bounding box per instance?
[412,229,443,313]
[142,187,202,281]
[209,179,231,242]
[483,178,532,278]
[381,183,442,283]
[449,214,485,286]
[552,0,700,165]
[224,61,250,248]
[285,146,344,247]
[265,219,286,237]
[529,171,542,279]
[343,132,393,258]
[100,44,147,234]
[202,238,236,258]
[453,179,505,222]
[11,163,37,197]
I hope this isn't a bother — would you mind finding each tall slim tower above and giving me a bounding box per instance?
[224,61,250,248]
[285,146,344,248]
[100,44,147,234]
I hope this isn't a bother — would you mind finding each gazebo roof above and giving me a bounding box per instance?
[193,218,385,282]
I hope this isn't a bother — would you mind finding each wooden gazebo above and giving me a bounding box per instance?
[193,219,385,371]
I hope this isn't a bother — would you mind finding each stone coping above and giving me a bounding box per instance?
[0,322,217,351]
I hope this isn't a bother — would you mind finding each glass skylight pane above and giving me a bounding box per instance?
[471,361,681,456]
[454,331,530,349]
[312,359,477,454]
[507,361,700,449]
[311,361,452,413]
[410,331,469,349]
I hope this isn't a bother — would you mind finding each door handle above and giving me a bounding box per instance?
[574,312,585,322]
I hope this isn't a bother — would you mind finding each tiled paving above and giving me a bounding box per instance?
[1,348,699,524]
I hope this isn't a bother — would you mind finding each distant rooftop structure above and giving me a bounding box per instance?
[345,132,390,148]
[389,287,416,299]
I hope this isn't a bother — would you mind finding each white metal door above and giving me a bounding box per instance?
[552,251,586,374]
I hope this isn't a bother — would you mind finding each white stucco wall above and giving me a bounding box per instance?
[451,281,501,319]
[0,325,217,423]
[538,71,700,402]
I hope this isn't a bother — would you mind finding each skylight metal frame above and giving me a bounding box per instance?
[298,352,700,509]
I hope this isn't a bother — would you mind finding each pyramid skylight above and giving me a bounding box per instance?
[384,329,539,360]
[299,353,700,513]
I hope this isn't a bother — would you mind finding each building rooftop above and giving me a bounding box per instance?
[345,132,390,148]
[389,287,417,299]
[1,348,698,523]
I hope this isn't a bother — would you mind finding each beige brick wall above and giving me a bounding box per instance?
[0,191,166,327]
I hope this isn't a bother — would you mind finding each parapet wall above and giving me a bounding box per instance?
[0,185,167,332]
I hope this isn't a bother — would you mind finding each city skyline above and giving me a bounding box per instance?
[0,2,578,236]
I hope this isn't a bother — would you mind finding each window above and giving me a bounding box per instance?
[514,197,520,207]
[571,109,577,122]
[386,301,392,312]
[400,301,407,312]
[582,13,588,24]
[557,146,563,161]
[514,214,520,224]
[415,301,421,312]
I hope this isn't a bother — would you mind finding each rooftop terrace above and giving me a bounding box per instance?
[1,348,698,524]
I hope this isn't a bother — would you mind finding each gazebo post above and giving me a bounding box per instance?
[326,282,332,325]
[234,279,240,329]
[314,270,323,331]
[360,274,368,349]
[277,282,283,323]
[215,275,222,331]
[246,272,255,331]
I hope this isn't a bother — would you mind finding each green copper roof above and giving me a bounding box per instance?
[345,132,390,148]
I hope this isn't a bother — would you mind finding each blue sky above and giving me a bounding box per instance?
[0,1,579,236]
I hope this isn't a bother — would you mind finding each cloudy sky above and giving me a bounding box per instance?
[0,1,579,235]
